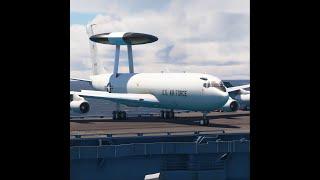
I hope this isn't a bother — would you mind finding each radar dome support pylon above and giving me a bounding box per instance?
[112,44,134,77]
[114,45,120,76]
[89,31,158,77]
[127,45,134,73]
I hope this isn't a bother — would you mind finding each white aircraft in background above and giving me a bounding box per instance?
[221,82,250,112]
[70,24,249,126]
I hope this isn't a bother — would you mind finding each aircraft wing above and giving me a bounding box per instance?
[70,90,160,106]
[226,84,250,93]
[70,77,92,82]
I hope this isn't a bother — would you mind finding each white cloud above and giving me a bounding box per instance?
[70,0,250,80]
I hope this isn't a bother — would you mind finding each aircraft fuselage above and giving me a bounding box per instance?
[90,73,229,112]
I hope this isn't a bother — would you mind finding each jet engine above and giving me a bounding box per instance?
[221,97,239,112]
[234,93,250,110]
[70,94,90,113]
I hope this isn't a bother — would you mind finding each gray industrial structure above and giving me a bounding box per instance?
[71,131,249,180]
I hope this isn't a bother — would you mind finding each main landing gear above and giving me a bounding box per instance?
[112,103,127,120]
[112,111,127,120]
[200,112,210,126]
[160,110,175,119]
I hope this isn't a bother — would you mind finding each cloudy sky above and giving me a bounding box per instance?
[70,0,249,80]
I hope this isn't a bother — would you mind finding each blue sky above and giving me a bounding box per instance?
[70,0,172,24]
[70,0,249,80]
[70,12,97,24]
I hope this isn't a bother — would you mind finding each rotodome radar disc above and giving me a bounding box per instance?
[89,32,158,45]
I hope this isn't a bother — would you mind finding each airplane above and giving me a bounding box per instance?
[221,82,250,111]
[70,24,250,126]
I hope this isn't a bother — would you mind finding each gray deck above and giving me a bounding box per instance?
[70,111,249,135]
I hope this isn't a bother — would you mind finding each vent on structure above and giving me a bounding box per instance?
[161,155,189,171]
[161,154,225,171]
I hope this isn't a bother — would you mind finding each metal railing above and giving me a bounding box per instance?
[70,129,225,139]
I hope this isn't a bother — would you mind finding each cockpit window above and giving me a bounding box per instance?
[216,81,227,92]
[203,81,226,92]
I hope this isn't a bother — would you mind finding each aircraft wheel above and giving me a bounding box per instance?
[200,120,207,126]
[112,111,116,120]
[113,111,127,120]
[165,111,170,119]
[169,111,175,119]
[205,119,209,126]
[200,119,209,126]
[122,111,127,120]
[117,111,122,120]
[160,110,165,119]
[118,111,127,120]
[161,110,175,119]
[200,120,204,125]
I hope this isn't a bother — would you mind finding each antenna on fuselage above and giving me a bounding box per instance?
[89,31,158,77]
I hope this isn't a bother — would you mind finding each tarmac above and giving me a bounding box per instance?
[70,111,250,136]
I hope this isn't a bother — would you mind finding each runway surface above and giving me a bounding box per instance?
[70,111,250,136]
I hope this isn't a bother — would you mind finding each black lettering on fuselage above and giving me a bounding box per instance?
[162,89,187,96]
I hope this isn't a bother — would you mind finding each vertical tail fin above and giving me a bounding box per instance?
[86,24,106,75]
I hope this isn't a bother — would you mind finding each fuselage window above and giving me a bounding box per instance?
[203,83,207,88]
[212,81,226,92]
[203,83,210,88]
[212,82,218,88]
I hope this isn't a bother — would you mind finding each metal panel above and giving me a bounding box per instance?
[79,146,97,159]
[97,146,117,158]
[70,147,80,160]
[198,142,219,153]
[234,140,250,152]
[175,143,197,154]
[70,133,250,180]
[146,143,163,155]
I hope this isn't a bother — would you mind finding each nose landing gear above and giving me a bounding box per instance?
[200,112,210,126]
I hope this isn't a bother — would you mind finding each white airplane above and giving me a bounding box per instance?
[70,25,249,125]
[221,82,250,111]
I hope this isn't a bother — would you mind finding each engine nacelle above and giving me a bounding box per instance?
[90,74,109,91]
[234,93,250,102]
[70,94,90,113]
[234,94,250,110]
[221,97,239,112]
